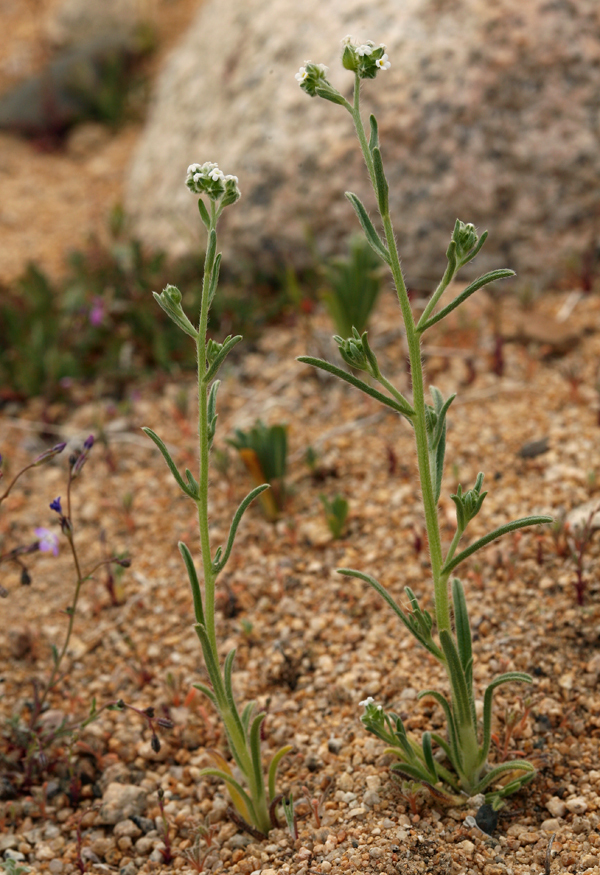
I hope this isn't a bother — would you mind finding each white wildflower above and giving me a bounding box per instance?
[359,696,375,708]
[376,53,391,70]
[295,66,308,83]
[356,44,373,57]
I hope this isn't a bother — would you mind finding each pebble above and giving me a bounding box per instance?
[114,819,143,839]
[35,843,56,861]
[348,806,367,819]
[0,836,18,852]
[4,850,26,862]
[541,818,561,831]
[546,796,567,818]
[49,861,63,874]
[565,796,588,815]
[100,783,147,825]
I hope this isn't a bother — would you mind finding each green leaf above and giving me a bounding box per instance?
[479,671,533,768]
[268,745,293,802]
[314,85,348,106]
[418,689,462,770]
[345,193,390,265]
[152,290,198,340]
[208,253,222,305]
[442,515,553,575]
[472,759,536,796]
[179,541,204,626]
[457,229,488,268]
[390,761,434,784]
[249,712,267,802]
[418,269,515,333]
[297,356,414,419]
[241,702,255,734]
[198,767,255,819]
[213,484,271,575]
[205,229,217,275]
[439,630,472,733]
[368,114,379,152]
[193,624,226,705]
[452,578,473,690]
[372,147,389,215]
[421,731,438,781]
[205,335,243,382]
[193,682,218,708]
[142,427,198,499]
[339,569,444,660]
[198,198,211,230]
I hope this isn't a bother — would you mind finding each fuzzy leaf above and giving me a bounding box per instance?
[345,193,391,264]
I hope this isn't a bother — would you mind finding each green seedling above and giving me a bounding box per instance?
[319,493,349,538]
[228,420,288,521]
[322,234,382,339]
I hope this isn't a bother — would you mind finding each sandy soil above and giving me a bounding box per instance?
[0,287,599,874]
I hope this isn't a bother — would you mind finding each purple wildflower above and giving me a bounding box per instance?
[49,497,62,514]
[35,527,60,557]
[89,297,105,326]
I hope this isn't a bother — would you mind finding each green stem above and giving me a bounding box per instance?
[197,208,218,654]
[349,81,448,634]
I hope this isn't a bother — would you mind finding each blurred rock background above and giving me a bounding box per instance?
[0,0,599,289]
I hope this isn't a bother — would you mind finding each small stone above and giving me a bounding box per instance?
[35,843,56,861]
[134,836,154,854]
[365,775,381,791]
[565,796,588,815]
[3,850,25,862]
[100,784,147,825]
[49,860,64,874]
[348,806,367,819]
[328,737,343,754]
[541,818,561,831]
[475,803,499,835]
[114,819,142,839]
[0,835,18,852]
[337,773,354,791]
[363,790,380,807]
[546,796,567,818]
[457,840,475,855]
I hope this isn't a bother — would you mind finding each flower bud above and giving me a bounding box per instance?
[33,442,67,467]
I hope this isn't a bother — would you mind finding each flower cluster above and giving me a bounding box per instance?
[341,36,390,79]
[295,61,331,97]
[185,162,240,205]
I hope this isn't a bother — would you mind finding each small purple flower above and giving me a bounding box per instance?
[83,435,95,451]
[49,497,62,514]
[89,297,105,326]
[35,527,60,557]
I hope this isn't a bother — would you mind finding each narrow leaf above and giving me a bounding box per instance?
[142,427,198,499]
[208,253,222,305]
[205,228,217,275]
[268,745,293,802]
[452,578,472,684]
[185,469,200,495]
[421,731,438,781]
[179,541,204,626]
[479,671,533,768]
[152,291,198,339]
[439,630,472,732]
[418,269,515,333]
[472,759,536,796]
[199,766,254,823]
[372,147,389,215]
[193,682,218,708]
[205,335,243,382]
[249,712,267,802]
[345,193,390,264]
[442,515,553,575]
[241,702,255,734]
[198,198,211,230]
[213,484,271,574]
[338,569,444,660]
[297,356,414,418]
[368,114,379,152]
[458,230,488,267]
